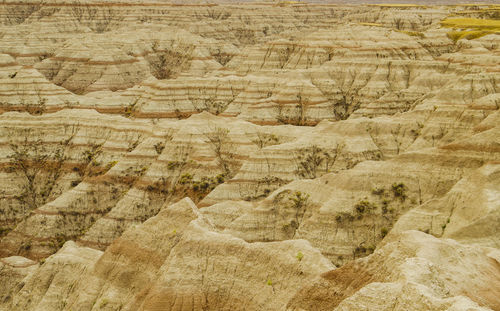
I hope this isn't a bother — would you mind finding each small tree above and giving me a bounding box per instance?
[282,190,310,237]
[276,43,297,69]
[251,132,280,149]
[204,126,240,179]
[293,143,344,179]
[276,93,310,126]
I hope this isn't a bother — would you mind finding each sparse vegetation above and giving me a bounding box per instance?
[25,97,47,115]
[197,8,231,21]
[380,227,389,237]
[147,40,194,80]
[293,144,344,179]
[144,141,224,204]
[70,2,124,33]
[188,83,237,116]
[211,48,233,66]
[153,132,173,155]
[288,191,309,235]
[154,141,165,154]
[251,132,281,149]
[197,97,231,115]
[235,28,256,45]
[204,127,240,179]
[440,18,500,43]
[311,77,361,121]
[276,43,297,69]
[296,251,304,261]
[332,93,358,121]
[371,187,385,196]
[354,200,377,215]
[4,2,41,25]
[391,182,408,201]
[6,126,78,214]
[239,175,286,201]
[353,243,375,259]
[273,189,311,237]
[123,97,140,118]
[276,93,311,126]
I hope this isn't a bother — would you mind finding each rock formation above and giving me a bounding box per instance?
[0,1,498,310]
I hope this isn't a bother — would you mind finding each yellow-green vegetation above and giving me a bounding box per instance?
[450,4,494,8]
[440,18,500,42]
[396,29,425,38]
[296,251,304,262]
[447,30,492,42]
[441,18,500,30]
[357,22,383,27]
[368,4,427,8]
[99,299,109,308]
[275,1,306,7]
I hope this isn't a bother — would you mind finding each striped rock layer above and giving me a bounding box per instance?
[0,2,499,311]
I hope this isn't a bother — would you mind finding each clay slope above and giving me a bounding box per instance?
[0,1,499,311]
[287,231,500,311]
[1,198,334,311]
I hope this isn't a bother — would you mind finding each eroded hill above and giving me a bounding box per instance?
[0,1,499,310]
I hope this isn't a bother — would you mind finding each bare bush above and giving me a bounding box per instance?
[393,17,403,30]
[276,94,309,126]
[312,71,362,121]
[204,127,240,179]
[93,8,123,33]
[251,132,280,149]
[332,93,358,121]
[238,14,251,25]
[192,96,231,115]
[25,98,47,115]
[6,126,78,213]
[70,2,123,33]
[147,40,194,80]
[37,7,60,19]
[146,141,196,203]
[293,143,344,179]
[276,43,297,69]
[235,28,256,46]
[188,83,237,115]
[123,97,140,118]
[203,8,231,20]
[5,2,41,25]
[238,175,286,201]
[274,190,310,238]
[211,48,232,66]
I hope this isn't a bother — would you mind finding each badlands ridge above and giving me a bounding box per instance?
[0,1,499,310]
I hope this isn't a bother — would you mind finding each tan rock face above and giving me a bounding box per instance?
[287,231,500,311]
[0,1,499,310]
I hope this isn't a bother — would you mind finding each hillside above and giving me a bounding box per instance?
[0,1,499,310]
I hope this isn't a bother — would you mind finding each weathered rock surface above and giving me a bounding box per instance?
[287,231,500,311]
[0,1,499,310]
